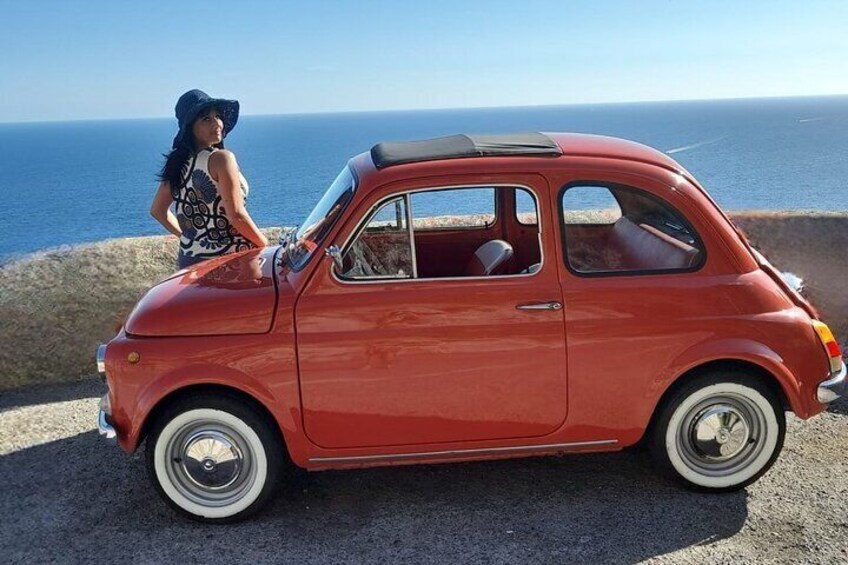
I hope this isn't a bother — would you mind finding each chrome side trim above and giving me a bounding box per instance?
[818,361,846,403]
[309,439,618,464]
[98,410,116,441]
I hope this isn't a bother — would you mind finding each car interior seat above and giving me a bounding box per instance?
[610,217,699,270]
[465,240,514,276]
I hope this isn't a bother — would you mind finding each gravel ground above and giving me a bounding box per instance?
[1,378,846,564]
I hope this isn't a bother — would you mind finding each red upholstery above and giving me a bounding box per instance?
[566,217,699,272]
[611,218,698,270]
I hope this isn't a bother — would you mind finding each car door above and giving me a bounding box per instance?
[550,169,718,435]
[294,175,568,449]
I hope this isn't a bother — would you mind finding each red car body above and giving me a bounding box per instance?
[102,133,837,474]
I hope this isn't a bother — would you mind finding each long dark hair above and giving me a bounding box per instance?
[157,108,225,188]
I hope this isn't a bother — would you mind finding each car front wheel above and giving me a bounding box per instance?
[649,374,785,491]
[145,394,284,522]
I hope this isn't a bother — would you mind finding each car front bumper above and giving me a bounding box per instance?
[818,361,847,404]
[96,343,116,440]
[98,403,116,441]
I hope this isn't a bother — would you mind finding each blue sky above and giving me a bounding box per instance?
[1,0,846,123]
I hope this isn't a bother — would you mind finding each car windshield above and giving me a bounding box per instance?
[286,165,356,270]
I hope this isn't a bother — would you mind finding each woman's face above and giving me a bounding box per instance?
[192,108,224,148]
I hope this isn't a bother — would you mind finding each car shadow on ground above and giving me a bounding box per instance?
[0,377,102,413]
[1,429,748,564]
[826,395,848,416]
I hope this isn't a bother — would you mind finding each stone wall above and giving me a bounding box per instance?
[0,216,844,391]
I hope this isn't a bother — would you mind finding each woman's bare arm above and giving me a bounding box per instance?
[149,181,182,237]
[209,150,268,247]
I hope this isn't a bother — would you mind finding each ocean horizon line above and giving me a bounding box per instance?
[3,96,846,260]
[3,92,848,127]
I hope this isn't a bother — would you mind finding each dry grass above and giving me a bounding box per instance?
[0,215,844,391]
[0,229,281,391]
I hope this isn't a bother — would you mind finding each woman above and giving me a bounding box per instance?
[150,89,268,269]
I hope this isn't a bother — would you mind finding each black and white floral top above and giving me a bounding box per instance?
[172,147,254,261]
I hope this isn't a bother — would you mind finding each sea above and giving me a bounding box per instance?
[1,95,846,264]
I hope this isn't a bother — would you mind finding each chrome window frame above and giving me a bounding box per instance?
[331,183,544,285]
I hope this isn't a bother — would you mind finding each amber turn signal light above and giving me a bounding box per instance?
[812,321,842,374]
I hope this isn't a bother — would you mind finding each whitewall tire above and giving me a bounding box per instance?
[650,374,785,491]
[145,395,284,522]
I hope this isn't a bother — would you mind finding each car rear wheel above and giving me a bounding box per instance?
[649,373,785,491]
[145,394,284,522]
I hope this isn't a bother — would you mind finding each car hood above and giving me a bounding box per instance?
[125,246,287,337]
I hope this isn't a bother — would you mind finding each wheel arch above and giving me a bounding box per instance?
[644,357,795,443]
[137,383,287,459]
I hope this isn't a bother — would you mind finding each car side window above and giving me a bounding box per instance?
[515,188,538,225]
[337,185,543,282]
[562,186,622,224]
[338,197,414,279]
[411,187,495,229]
[410,186,540,278]
[560,183,703,275]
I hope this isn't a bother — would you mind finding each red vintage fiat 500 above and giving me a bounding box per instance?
[96,133,845,522]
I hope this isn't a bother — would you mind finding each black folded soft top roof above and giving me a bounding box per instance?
[370,133,562,169]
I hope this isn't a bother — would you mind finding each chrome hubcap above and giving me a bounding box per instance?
[164,420,257,507]
[690,404,751,461]
[181,431,243,490]
[677,394,766,477]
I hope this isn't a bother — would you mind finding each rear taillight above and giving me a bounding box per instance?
[812,321,843,374]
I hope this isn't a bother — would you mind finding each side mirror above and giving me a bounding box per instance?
[279,227,297,247]
[325,245,343,271]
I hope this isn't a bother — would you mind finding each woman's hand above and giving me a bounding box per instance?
[209,150,268,248]
[149,181,182,237]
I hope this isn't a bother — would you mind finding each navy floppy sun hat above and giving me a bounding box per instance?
[171,89,240,149]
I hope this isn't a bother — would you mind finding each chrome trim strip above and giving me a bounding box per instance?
[818,361,846,403]
[405,193,418,279]
[309,439,618,464]
[331,183,546,285]
[96,344,107,375]
[98,410,116,441]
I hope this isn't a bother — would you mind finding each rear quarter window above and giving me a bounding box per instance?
[560,183,704,275]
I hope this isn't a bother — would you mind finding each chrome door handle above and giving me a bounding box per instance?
[516,301,563,311]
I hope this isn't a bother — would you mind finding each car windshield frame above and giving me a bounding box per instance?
[286,164,357,271]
